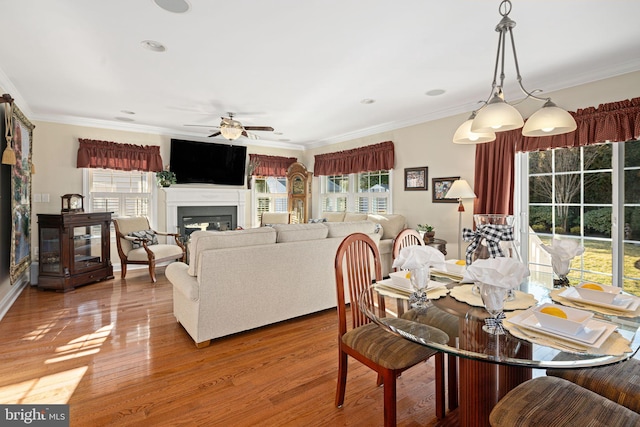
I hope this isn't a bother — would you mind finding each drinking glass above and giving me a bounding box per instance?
[409,266,430,308]
[479,282,508,334]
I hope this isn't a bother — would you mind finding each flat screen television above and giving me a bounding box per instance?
[170,139,247,186]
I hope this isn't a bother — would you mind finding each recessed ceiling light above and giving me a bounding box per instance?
[273,132,283,136]
[360,99,375,104]
[426,89,446,96]
[115,117,135,122]
[141,40,166,52]
[153,0,191,13]
[120,110,136,115]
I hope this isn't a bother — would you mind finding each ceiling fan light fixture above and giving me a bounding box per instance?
[522,100,577,137]
[453,111,496,144]
[220,118,244,140]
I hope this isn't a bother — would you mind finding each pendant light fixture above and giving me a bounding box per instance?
[454,0,576,143]
[219,115,244,141]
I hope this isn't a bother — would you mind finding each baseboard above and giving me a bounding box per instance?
[0,273,29,322]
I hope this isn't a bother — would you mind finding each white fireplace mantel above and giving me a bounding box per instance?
[158,187,248,233]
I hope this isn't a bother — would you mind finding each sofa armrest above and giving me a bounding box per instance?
[166,262,199,301]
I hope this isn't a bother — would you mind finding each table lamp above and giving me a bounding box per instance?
[444,179,477,260]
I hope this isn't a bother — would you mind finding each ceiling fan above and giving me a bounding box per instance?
[185,113,274,140]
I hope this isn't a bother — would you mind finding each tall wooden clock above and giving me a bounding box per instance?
[286,162,312,224]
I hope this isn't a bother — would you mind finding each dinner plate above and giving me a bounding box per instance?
[376,278,445,294]
[430,269,464,281]
[559,287,640,312]
[509,307,617,347]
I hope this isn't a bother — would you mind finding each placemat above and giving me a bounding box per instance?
[504,310,632,356]
[450,284,538,310]
[373,283,449,300]
[550,288,640,318]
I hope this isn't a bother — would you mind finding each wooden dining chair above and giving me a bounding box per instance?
[392,227,459,411]
[334,232,446,426]
[392,228,424,271]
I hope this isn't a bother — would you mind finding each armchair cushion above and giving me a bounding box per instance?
[128,229,158,249]
[126,244,185,262]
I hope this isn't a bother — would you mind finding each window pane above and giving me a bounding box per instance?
[625,206,640,241]
[584,206,611,238]
[624,139,640,167]
[554,205,580,235]
[555,173,581,204]
[582,239,613,286]
[327,175,348,193]
[529,150,552,174]
[625,169,640,204]
[530,205,552,233]
[583,144,611,170]
[554,147,580,172]
[584,171,611,204]
[529,176,552,203]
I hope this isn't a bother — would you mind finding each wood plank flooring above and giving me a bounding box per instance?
[0,269,459,426]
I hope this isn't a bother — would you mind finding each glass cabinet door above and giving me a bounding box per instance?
[72,225,103,272]
[40,227,61,274]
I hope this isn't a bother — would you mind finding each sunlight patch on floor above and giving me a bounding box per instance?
[0,366,88,404]
[45,324,114,364]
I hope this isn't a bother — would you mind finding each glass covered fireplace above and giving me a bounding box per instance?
[177,206,237,241]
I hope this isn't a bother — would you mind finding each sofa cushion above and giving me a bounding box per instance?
[344,212,368,222]
[324,220,377,238]
[273,223,329,243]
[322,211,346,222]
[188,227,277,276]
[368,214,406,240]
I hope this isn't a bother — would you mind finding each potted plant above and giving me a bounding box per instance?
[417,224,435,242]
[156,167,177,187]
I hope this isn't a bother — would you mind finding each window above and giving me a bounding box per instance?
[320,170,391,214]
[85,169,154,218]
[519,141,640,295]
[253,176,288,225]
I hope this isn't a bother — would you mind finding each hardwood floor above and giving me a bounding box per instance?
[0,269,459,426]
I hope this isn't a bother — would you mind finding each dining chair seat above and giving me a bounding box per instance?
[547,354,640,414]
[490,376,640,427]
[342,321,447,369]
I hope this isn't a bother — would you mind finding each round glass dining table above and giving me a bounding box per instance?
[358,272,640,427]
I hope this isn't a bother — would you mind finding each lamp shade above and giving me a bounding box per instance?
[522,100,577,137]
[453,114,496,144]
[445,179,476,200]
[220,118,244,140]
[471,93,524,133]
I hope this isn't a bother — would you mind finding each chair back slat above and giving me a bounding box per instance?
[335,233,383,334]
[392,228,424,271]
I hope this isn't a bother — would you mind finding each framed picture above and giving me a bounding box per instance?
[432,176,459,203]
[404,167,428,191]
[6,104,34,284]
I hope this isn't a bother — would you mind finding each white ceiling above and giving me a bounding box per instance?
[1,0,640,150]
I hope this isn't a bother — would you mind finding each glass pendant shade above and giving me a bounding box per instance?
[220,118,244,140]
[453,114,496,144]
[522,100,577,137]
[471,93,524,133]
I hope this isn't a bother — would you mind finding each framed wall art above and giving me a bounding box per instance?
[432,176,459,203]
[8,103,35,284]
[404,167,428,191]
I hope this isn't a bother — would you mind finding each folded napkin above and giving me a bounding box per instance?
[465,257,530,289]
[541,238,585,276]
[392,245,446,270]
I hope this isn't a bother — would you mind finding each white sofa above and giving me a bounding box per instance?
[166,221,381,347]
[321,212,407,277]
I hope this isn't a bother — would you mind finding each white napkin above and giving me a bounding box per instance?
[465,257,530,289]
[540,238,585,276]
[392,245,446,270]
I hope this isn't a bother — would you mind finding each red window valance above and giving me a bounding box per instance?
[249,154,297,177]
[77,139,163,172]
[515,97,640,152]
[314,141,395,176]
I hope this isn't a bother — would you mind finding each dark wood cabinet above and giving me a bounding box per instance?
[37,212,113,292]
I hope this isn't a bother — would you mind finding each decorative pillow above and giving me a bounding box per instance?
[308,218,328,223]
[128,229,158,249]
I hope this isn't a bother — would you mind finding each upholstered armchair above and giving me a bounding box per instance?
[260,212,291,226]
[113,217,186,282]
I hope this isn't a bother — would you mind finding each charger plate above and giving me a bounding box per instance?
[450,284,537,310]
[374,280,449,300]
[551,288,640,318]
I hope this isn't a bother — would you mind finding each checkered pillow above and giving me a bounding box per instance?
[127,229,158,249]
[308,218,328,223]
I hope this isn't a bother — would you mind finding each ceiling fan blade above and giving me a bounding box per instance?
[241,130,248,137]
[208,131,221,138]
[244,126,274,132]
[184,124,220,128]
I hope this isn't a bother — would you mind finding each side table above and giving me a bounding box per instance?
[425,237,447,256]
